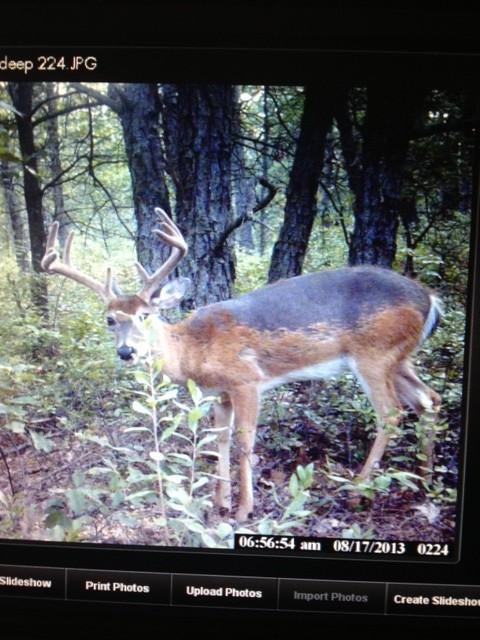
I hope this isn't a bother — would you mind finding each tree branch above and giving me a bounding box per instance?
[69,82,122,113]
[214,177,277,252]
[33,102,104,127]
[85,103,134,240]
[30,90,82,117]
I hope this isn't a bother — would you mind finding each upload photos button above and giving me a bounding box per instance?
[172,574,277,609]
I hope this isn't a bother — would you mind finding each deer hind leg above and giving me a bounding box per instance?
[394,359,440,478]
[351,358,402,480]
[213,394,234,511]
[230,385,260,522]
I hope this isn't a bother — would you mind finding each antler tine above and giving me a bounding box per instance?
[136,209,188,302]
[41,222,116,303]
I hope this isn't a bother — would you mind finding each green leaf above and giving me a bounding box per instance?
[133,370,150,385]
[66,489,86,515]
[160,424,178,442]
[168,452,193,467]
[216,522,234,539]
[114,513,140,528]
[188,406,203,430]
[44,510,72,530]
[192,476,209,490]
[289,472,299,497]
[9,396,39,406]
[187,379,202,405]
[201,532,218,547]
[4,420,25,434]
[29,431,55,453]
[132,400,152,416]
[183,520,205,534]
[197,434,217,448]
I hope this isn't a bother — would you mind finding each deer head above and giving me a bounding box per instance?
[41,208,190,365]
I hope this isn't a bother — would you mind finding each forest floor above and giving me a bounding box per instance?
[0,380,459,547]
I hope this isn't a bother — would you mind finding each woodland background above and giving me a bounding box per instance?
[0,81,474,547]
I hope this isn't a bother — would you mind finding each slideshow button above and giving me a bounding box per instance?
[387,583,480,617]
[0,564,65,599]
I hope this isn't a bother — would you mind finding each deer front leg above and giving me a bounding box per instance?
[231,385,260,522]
[213,394,233,511]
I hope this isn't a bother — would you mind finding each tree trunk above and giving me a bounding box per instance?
[163,84,235,308]
[232,87,255,250]
[45,84,69,244]
[343,86,425,267]
[259,88,272,255]
[268,85,337,283]
[108,83,172,273]
[8,82,48,311]
[0,160,29,272]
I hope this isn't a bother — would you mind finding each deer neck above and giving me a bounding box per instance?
[150,317,186,383]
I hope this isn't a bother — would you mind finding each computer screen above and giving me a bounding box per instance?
[0,39,479,633]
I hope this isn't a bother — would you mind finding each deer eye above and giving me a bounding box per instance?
[106,316,116,327]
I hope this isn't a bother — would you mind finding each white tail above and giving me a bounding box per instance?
[42,209,441,521]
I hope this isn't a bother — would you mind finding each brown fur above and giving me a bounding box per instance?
[103,298,439,522]
[107,295,149,315]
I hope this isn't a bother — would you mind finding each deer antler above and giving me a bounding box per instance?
[41,222,116,302]
[135,208,188,303]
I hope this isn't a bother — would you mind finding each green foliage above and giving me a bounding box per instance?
[234,248,271,295]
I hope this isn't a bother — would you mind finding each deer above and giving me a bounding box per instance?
[41,208,441,522]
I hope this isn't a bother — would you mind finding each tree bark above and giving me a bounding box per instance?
[108,83,172,273]
[338,86,425,267]
[8,82,48,311]
[163,84,236,308]
[232,89,255,251]
[259,88,272,255]
[0,160,29,272]
[268,85,337,283]
[45,84,69,245]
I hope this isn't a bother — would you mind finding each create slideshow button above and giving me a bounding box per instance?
[387,583,480,617]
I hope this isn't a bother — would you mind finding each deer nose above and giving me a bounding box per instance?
[117,345,136,361]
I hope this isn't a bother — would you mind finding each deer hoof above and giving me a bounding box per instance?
[235,505,253,522]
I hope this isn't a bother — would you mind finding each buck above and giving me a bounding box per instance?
[42,208,441,522]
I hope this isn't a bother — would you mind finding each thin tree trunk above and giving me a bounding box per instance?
[46,83,69,244]
[232,88,255,250]
[259,88,271,255]
[0,160,29,272]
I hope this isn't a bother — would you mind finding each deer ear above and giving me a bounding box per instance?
[153,277,191,309]
[111,278,124,296]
